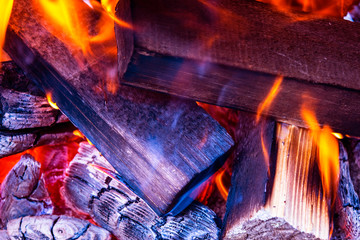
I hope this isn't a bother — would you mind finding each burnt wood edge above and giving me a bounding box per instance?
[166,147,232,216]
[3,28,153,214]
[122,50,360,137]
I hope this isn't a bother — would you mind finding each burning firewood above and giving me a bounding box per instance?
[63,143,220,240]
[0,154,52,229]
[4,0,233,215]
[1,215,111,239]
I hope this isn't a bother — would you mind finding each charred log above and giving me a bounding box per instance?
[63,143,220,240]
[5,0,233,215]
[4,215,111,240]
[0,154,52,229]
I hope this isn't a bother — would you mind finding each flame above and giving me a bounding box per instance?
[301,106,340,210]
[46,93,59,110]
[36,0,91,54]
[332,132,343,139]
[0,0,14,65]
[256,75,283,123]
[215,167,229,199]
[258,0,350,17]
[73,129,93,146]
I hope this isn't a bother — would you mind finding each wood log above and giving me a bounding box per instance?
[63,143,220,240]
[0,61,67,130]
[222,113,275,239]
[346,139,360,197]
[332,142,360,239]
[4,215,111,240]
[0,154,52,229]
[120,0,360,136]
[5,0,233,215]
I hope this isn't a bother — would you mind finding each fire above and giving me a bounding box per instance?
[0,0,14,65]
[215,167,229,200]
[46,93,59,110]
[73,130,94,145]
[301,106,340,210]
[258,0,351,17]
[37,0,91,54]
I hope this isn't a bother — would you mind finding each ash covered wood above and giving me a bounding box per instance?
[222,112,275,239]
[2,215,111,239]
[5,0,233,215]
[0,154,52,229]
[63,143,220,240]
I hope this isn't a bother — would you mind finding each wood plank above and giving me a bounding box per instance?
[4,0,233,215]
[123,51,360,136]
[130,0,360,90]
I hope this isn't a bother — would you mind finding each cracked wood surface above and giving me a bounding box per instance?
[63,143,220,240]
[2,215,111,240]
[5,0,233,215]
[0,154,52,229]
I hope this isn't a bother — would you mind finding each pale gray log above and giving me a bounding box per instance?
[0,231,9,240]
[6,215,111,240]
[63,143,220,240]
[0,154,53,229]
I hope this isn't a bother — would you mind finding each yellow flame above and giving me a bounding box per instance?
[37,0,91,54]
[0,0,14,65]
[46,93,59,110]
[73,129,93,145]
[301,106,340,209]
[332,132,343,139]
[256,75,283,123]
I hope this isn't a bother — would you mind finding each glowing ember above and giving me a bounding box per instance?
[258,0,352,17]
[73,129,94,146]
[36,0,91,54]
[0,0,14,65]
[46,93,59,110]
[332,132,344,139]
[301,107,340,210]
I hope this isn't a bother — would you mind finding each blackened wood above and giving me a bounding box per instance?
[123,51,360,137]
[347,139,360,197]
[222,112,274,239]
[63,143,220,240]
[332,142,360,239]
[0,154,52,229]
[130,0,360,91]
[5,0,233,215]
[5,215,111,240]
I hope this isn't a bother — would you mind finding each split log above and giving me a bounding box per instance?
[63,143,220,240]
[222,112,275,239]
[5,0,233,215]
[4,215,111,240]
[0,154,52,229]
[120,0,360,136]
[347,139,360,197]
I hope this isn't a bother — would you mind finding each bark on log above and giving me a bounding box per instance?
[332,142,360,239]
[4,215,111,240]
[0,154,52,229]
[222,112,275,239]
[5,0,233,215]
[63,143,220,240]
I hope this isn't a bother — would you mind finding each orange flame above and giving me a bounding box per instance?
[258,0,350,17]
[215,167,229,200]
[73,129,93,146]
[37,0,91,54]
[0,0,14,65]
[46,93,59,110]
[301,106,340,210]
[256,75,283,169]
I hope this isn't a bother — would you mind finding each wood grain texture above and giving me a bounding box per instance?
[0,154,53,229]
[5,0,233,215]
[222,112,275,239]
[131,0,360,91]
[123,51,360,137]
[63,143,220,240]
[5,215,111,240]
